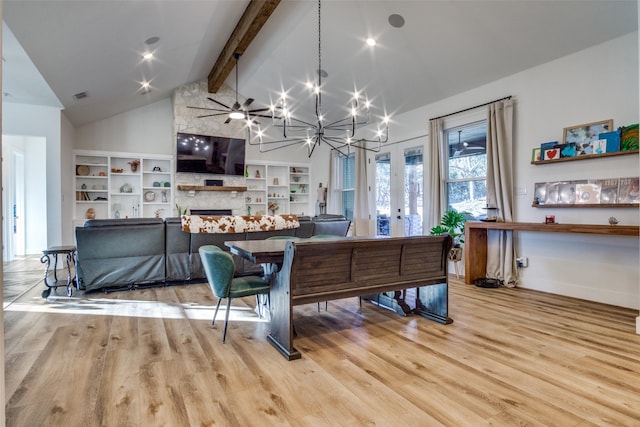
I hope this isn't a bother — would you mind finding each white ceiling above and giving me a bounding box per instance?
[2,1,638,128]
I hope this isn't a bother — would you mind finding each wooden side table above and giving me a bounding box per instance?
[41,245,77,298]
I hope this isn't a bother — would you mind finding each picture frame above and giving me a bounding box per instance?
[562,119,613,145]
[531,147,541,162]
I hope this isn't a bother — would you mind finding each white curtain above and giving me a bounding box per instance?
[485,99,517,286]
[426,118,444,231]
[353,149,372,236]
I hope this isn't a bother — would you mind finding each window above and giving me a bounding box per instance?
[334,153,355,220]
[444,121,487,219]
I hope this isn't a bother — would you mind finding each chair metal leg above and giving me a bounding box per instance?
[212,297,223,325]
[222,298,232,343]
[317,301,328,312]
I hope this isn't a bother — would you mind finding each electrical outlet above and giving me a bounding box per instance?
[516,256,528,268]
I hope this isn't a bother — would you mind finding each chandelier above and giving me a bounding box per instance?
[246,0,390,157]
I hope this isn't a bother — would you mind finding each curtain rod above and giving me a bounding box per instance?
[429,95,512,122]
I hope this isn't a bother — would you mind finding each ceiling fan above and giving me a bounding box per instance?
[187,53,274,124]
[453,130,486,156]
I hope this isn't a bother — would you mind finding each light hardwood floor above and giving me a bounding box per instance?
[3,269,640,426]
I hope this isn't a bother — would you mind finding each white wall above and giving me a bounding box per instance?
[2,103,63,248]
[385,32,639,309]
[76,98,174,154]
[60,113,75,244]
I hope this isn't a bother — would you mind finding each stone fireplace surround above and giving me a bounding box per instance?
[173,80,248,216]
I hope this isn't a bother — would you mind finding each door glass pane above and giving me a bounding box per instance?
[375,153,390,236]
[404,147,423,236]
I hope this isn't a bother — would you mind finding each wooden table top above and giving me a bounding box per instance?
[465,221,639,236]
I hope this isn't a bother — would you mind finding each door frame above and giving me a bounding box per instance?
[373,137,426,237]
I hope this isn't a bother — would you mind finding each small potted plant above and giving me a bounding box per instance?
[128,159,140,173]
[430,209,468,261]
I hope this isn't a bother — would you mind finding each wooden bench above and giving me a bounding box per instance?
[268,235,453,360]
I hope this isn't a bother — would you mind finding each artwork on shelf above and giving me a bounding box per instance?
[535,177,637,205]
[575,183,601,204]
[542,143,562,161]
[560,143,576,158]
[531,148,541,162]
[540,141,558,160]
[618,177,640,203]
[598,130,621,153]
[589,178,619,204]
[544,182,561,204]
[557,181,582,204]
[620,124,639,151]
[534,182,547,205]
[562,119,613,145]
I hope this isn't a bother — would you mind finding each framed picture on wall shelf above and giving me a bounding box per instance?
[562,119,613,145]
[531,148,541,162]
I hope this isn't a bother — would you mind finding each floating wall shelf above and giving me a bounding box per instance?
[531,149,638,165]
[533,203,639,208]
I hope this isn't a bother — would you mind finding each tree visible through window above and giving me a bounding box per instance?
[445,122,487,218]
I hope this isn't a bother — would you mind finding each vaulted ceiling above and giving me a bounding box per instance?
[2,1,637,128]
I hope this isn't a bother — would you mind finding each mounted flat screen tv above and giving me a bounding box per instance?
[176,132,246,175]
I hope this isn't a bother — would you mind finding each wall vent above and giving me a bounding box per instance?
[73,91,88,100]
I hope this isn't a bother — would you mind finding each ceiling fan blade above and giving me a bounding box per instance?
[248,107,272,113]
[197,112,230,118]
[188,106,228,112]
[242,98,254,109]
[207,97,231,110]
[250,113,278,119]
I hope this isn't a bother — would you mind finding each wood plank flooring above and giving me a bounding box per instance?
[3,269,640,426]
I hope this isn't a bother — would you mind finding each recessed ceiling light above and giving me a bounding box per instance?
[140,81,152,94]
[366,38,376,47]
[145,36,160,45]
[143,52,154,60]
[388,14,405,28]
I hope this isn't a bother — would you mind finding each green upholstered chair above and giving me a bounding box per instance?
[199,245,270,343]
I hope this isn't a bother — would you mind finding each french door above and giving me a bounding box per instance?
[375,141,424,237]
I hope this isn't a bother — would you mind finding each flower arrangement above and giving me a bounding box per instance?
[128,159,140,172]
[268,201,279,213]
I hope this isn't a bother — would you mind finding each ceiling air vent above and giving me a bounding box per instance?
[73,91,88,100]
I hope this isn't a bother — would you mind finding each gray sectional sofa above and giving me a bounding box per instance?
[75,215,351,292]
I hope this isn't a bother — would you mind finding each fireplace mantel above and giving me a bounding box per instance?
[177,185,247,192]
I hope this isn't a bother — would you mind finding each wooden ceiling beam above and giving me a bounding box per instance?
[207,0,281,93]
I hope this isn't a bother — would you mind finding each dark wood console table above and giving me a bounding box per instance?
[464,221,640,285]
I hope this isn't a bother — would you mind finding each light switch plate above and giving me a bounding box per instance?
[515,185,527,195]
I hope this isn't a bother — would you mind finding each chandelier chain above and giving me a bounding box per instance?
[317,0,322,112]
